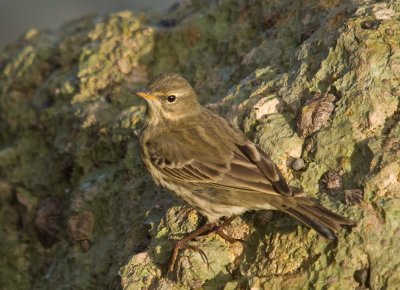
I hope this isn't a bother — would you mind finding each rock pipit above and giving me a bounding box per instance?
[135,73,355,273]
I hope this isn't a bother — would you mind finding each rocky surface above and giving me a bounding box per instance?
[0,0,399,289]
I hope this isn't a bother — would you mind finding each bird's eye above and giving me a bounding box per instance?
[167,95,176,103]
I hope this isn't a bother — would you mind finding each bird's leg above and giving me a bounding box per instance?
[216,215,247,246]
[168,221,216,274]
[214,215,247,270]
[168,215,245,276]
[214,215,240,243]
[194,215,242,244]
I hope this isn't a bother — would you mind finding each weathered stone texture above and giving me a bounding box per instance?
[0,1,399,289]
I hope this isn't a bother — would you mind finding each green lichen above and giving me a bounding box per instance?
[1,0,400,289]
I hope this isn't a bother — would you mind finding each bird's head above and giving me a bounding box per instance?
[134,73,201,124]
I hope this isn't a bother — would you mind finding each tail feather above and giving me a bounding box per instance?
[285,207,337,240]
[282,197,355,241]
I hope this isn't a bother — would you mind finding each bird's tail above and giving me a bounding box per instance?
[280,196,355,241]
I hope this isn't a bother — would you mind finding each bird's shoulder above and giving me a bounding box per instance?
[145,109,246,158]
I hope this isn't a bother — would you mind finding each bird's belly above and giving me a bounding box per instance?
[144,163,275,221]
[160,181,249,221]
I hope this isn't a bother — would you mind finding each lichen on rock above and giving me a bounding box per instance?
[1,0,400,289]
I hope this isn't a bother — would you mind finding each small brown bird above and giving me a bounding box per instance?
[135,73,354,272]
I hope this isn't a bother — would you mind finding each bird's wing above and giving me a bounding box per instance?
[236,143,292,196]
[145,126,292,197]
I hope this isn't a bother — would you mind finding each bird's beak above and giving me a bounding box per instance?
[133,90,158,102]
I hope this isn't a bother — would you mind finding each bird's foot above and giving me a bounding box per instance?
[194,215,246,245]
[215,215,247,245]
[167,222,215,278]
[172,244,211,280]
[167,215,246,280]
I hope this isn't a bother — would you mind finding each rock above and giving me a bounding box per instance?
[1,1,400,289]
[297,92,337,138]
[68,211,95,252]
[35,197,63,248]
[320,170,343,197]
[344,189,364,206]
[291,158,305,171]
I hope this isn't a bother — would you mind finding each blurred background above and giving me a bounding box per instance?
[0,0,178,48]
